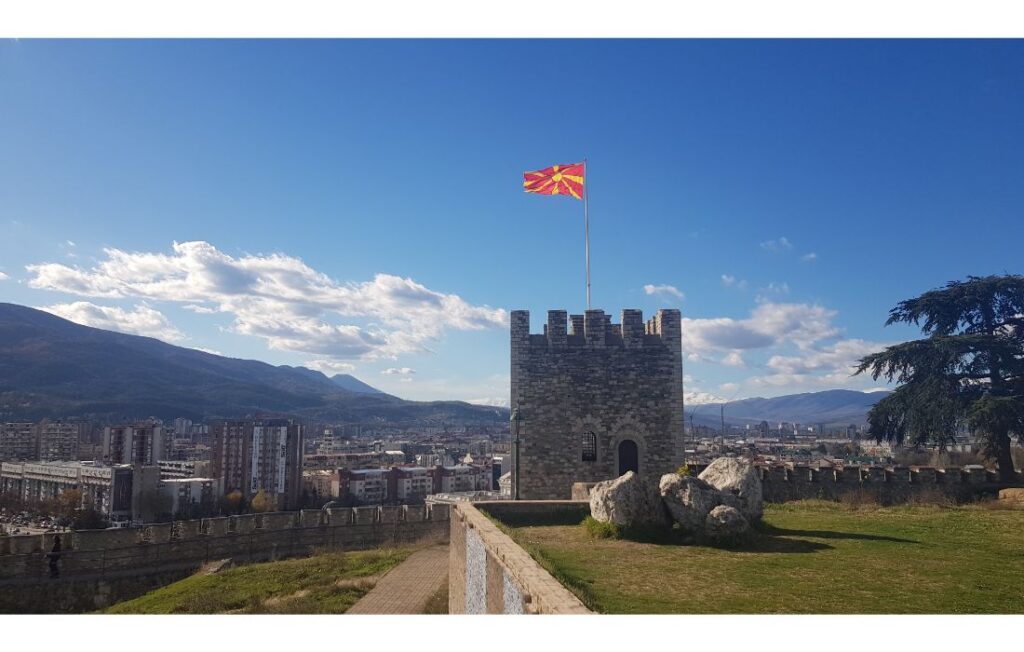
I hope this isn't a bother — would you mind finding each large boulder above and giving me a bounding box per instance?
[589,471,670,528]
[704,505,750,542]
[698,457,763,522]
[658,474,724,533]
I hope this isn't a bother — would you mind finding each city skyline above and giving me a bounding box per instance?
[2,40,1022,405]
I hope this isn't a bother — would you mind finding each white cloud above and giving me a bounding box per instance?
[684,297,896,395]
[719,382,740,394]
[684,391,725,405]
[763,338,881,376]
[192,347,224,356]
[25,240,507,363]
[467,397,510,408]
[721,351,745,367]
[750,302,840,349]
[749,338,891,390]
[760,236,793,253]
[58,241,78,259]
[643,284,684,300]
[683,315,775,351]
[684,302,837,353]
[763,282,790,295]
[801,252,818,262]
[381,367,416,376]
[305,359,357,375]
[40,301,186,342]
[381,372,510,404]
[183,304,217,314]
[0,272,8,281]
[720,274,748,290]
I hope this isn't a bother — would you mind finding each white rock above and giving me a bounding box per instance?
[698,457,764,522]
[658,474,723,533]
[704,504,750,541]
[589,471,669,528]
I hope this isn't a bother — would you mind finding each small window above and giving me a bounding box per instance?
[581,432,597,462]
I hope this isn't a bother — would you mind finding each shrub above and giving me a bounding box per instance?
[582,516,682,544]
[977,497,1020,511]
[837,488,881,510]
[676,463,692,477]
[903,487,956,508]
[583,516,620,539]
[251,490,273,513]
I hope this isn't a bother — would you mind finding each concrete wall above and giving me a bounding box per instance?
[0,504,451,613]
[449,501,591,615]
[510,309,684,500]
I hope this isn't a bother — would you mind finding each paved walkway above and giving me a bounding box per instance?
[347,544,449,614]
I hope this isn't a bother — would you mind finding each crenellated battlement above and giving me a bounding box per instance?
[0,503,451,560]
[0,502,451,615]
[685,462,1021,504]
[510,307,684,499]
[511,308,681,350]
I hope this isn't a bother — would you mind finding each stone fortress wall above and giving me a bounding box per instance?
[571,462,1020,503]
[749,462,1019,503]
[0,504,451,613]
[510,308,684,500]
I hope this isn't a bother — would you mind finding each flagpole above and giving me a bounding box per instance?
[584,158,591,310]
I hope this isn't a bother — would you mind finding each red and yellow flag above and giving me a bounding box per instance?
[523,162,585,200]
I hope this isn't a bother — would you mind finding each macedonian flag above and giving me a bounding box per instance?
[523,162,585,199]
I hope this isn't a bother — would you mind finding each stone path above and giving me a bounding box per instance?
[347,544,449,614]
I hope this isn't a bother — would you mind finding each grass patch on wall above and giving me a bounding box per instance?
[103,548,410,614]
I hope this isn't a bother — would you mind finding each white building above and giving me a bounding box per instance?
[0,460,137,521]
[394,467,434,501]
[157,459,212,479]
[159,477,221,517]
[37,421,80,461]
[0,423,38,461]
[336,468,388,504]
[103,424,166,466]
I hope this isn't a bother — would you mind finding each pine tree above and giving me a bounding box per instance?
[856,275,1024,481]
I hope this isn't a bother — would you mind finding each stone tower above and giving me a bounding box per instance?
[510,308,684,500]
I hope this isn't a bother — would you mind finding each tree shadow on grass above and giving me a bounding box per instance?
[757,524,920,545]
[727,534,834,554]
[586,520,835,554]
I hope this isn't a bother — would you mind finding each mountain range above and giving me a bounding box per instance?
[0,303,506,424]
[0,302,889,428]
[689,389,892,429]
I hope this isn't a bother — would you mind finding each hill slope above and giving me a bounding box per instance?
[0,303,506,424]
[691,389,891,428]
[329,373,383,394]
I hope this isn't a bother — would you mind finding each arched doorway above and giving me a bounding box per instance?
[617,439,639,476]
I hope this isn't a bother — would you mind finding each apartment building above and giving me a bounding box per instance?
[212,419,305,510]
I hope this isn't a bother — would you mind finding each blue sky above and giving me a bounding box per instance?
[1,39,1022,405]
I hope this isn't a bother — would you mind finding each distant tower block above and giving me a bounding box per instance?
[510,308,684,500]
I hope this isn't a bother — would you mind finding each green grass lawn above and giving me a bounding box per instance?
[103,548,410,614]
[504,501,1024,614]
